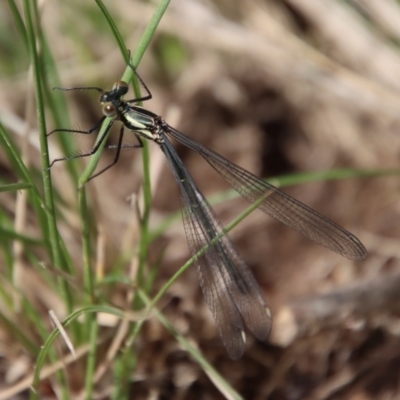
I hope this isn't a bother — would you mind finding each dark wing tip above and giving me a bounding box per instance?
[344,234,367,260]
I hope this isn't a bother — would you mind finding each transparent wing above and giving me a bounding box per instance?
[165,127,367,261]
[160,138,271,360]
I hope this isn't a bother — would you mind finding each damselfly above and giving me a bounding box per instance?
[48,63,367,359]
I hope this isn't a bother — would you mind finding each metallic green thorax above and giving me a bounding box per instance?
[120,103,162,142]
[100,80,164,143]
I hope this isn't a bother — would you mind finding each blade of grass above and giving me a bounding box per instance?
[41,36,80,183]
[0,182,32,192]
[138,290,244,400]
[0,227,42,245]
[79,0,171,188]
[76,1,170,397]
[0,123,66,275]
[32,304,128,395]
[23,0,73,305]
[78,187,99,399]
[125,0,172,290]
[0,122,43,203]
[7,0,28,50]
[87,2,171,397]
[23,1,74,398]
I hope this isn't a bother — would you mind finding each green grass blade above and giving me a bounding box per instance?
[23,1,74,397]
[139,290,244,400]
[0,182,32,192]
[23,0,73,308]
[7,0,28,50]
[0,227,42,245]
[32,304,127,393]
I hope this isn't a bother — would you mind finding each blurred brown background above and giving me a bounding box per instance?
[2,0,400,399]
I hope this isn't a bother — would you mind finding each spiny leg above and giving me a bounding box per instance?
[53,86,104,93]
[85,126,143,182]
[123,62,153,104]
[46,116,114,169]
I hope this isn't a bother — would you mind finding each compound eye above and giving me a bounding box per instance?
[102,103,116,117]
[112,80,129,96]
[113,81,128,90]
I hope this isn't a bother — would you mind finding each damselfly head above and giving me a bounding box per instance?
[100,81,129,104]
